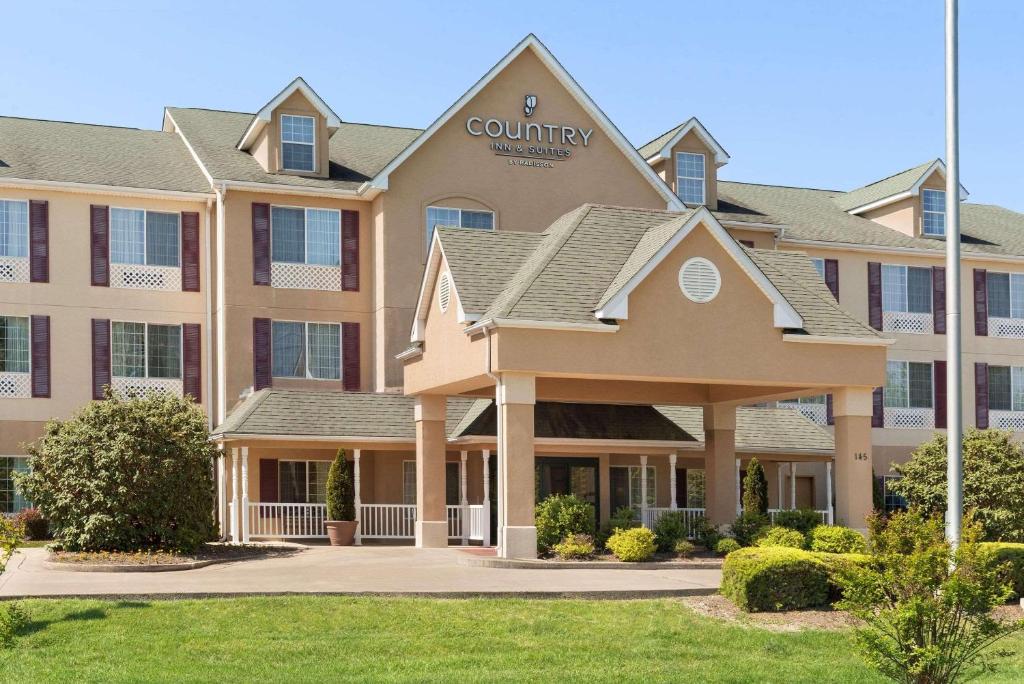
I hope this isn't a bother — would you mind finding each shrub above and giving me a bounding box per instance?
[652,511,687,552]
[552,534,595,560]
[597,506,637,546]
[721,546,829,612]
[816,552,871,603]
[690,516,720,550]
[674,540,695,558]
[606,527,656,562]
[13,508,48,541]
[809,525,867,554]
[729,511,769,546]
[715,538,741,556]
[535,494,595,553]
[772,509,823,535]
[756,526,807,549]
[14,392,216,553]
[325,449,355,521]
[0,515,24,575]
[0,603,28,649]
[980,542,1024,598]
[741,458,768,515]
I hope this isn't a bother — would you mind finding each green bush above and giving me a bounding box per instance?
[0,603,28,649]
[715,538,741,556]
[980,542,1024,598]
[816,552,871,603]
[552,534,595,560]
[690,516,720,550]
[13,508,49,541]
[674,540,696,558]
[721,546,829,612]
[742,458,769,515]
[772,509,823,535]
[652,511,687,552]
[14,392,216,553]
[756,526,807,549]
[535,494,596,553]
[326,449,354,521]
[597,506,637,546]
[810,525,867,554]
[729,512,769,546]
[606,527,656,562]
[0,515,24,575]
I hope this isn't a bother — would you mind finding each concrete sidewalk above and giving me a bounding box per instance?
[0,546,721,599]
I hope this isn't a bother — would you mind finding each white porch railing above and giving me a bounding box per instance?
[882,310,932,334]
[248,502,327,538]
[360,503,416,540]
[884,406,935,429]
[640,507,707,539]
[990,410,1024,431]
[767,508,830,525]
[989,316,1024,339]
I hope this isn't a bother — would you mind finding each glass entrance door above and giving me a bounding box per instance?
[535,457,600,522]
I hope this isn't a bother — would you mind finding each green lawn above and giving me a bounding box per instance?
[1,597,1021,683]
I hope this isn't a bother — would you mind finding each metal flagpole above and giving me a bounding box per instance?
[945,0,963,546]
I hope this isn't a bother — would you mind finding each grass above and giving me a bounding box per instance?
[0,597,1021,683]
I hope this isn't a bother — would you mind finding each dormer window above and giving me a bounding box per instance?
[675,152,706,205]
[281,114,315,172]
[922,189,946,237]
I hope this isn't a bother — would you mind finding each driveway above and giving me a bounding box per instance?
[0,546,722,599]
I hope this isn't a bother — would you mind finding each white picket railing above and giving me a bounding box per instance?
[248,502,327,538]
[639,507,707,539]
[360,503,416,540]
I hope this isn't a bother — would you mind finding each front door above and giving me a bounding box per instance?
[796,476,814,509]
[535,457,600,523]
[610,467,630,513]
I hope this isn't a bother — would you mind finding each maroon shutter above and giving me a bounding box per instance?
[973,269,988,336]
[90,205,109,286]
[181,212,200,292]
[342,321,360,391]
[975,362,989,429]
[29,200,49,283]
[252,203,271,286]
[30,315,50,398]
[932,266,946,334]
[91,318,111,399]
[824,259,839,301]
[872,387,884,428]
[868,262,882,330]
[341,210,360,292]
[934,360,947,429]
[182,323,201,402]
[253,317,272,391]
[259,459,279,503]
[826,393,834,426]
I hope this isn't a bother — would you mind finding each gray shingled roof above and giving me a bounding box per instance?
[437,228,545,315]
[654,406,835,453]
[834,161,936,211]
[0,116,210,193]
[636,122,688,160]
[167,108,421,191]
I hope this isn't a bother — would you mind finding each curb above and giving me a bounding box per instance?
[0,588,719,601]
[41,559,222,573]
[458,557,723,570]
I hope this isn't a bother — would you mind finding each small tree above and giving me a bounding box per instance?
[742,458,768,515]
[838,510,1022,684]
[326,449,355,521]
[891,429,1024,541]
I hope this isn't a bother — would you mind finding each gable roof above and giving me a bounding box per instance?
[636,117,730,166]
[237,77,342,151]
[655,405,834,453]
[836,159,969,213]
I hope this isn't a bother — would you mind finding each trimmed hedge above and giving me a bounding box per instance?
[756,526,807,549]
[809,525,867,554]
[606,527,656,562]
[980,542,1024,598]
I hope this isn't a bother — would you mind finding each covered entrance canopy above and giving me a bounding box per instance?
[403,203,891,558]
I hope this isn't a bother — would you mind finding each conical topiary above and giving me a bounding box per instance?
[326,448,355,521]
[742,457,769,515]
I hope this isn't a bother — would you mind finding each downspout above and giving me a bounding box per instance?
[214,183,228,427]
[213,184,229,542]
[204,197,214,430]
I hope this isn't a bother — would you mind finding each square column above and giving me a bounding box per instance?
[497,373,536,559]
[703,404,737,528]
[832,388,874,533]
[414,395,448,548]
[230,447,240,543]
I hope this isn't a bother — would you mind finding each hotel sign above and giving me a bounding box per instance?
[465,95,594,168]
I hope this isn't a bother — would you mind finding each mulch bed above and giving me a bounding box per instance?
[46,544,302,567]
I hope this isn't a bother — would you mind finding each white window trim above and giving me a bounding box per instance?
[109,207,182,267]
[675,151,706,205]
[280,114,316,173]
[110,321,183,380]
[270,319,342,381]
[921,188,946,237]
[0,455,30,514]
[987,365,1024,412]
[425,206,495,250]
[269,204,342,267]
[810,257,825,280]
[0,314,31,376]
[402,460,416,505]
[278,458,328,504]
[611,464,656,508]
[881,263,932,313]
[885,360,934,409]
[0,199,29,259]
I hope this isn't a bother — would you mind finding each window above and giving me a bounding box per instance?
[280,114,315,172]
[0,200,28,258]
[403,461,417,505]
[988,366,1024,412]
[271,321,340,380]
[810,257,825,280]
[279,460,330,504]
[271,206,340,266]
[885,360,933,409]
[617,465,655,510]
[0,457,29,514]
[110,208,180,267]
[425,206,494,248]
[882,265,932,315]
[111,322,181,379]
[879,475,907,512]
[675,152,706,205]
[922,189,946,237]
[0,316,29,373]
[987,272,1024,320]
[685,468,705,508]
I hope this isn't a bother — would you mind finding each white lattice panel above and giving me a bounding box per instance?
[0,256,29,283]
[112,376,183,398]
[0,372,31,398]
[779,402,828,424]
[990,410,1024,431]
[990,317,1024,339]
[885,406,935,429]
[271,262,342,291]
[882,311,932,334]
[110,264,181,291]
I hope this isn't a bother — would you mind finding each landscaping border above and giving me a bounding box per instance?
[458,556,722,570]
[42,558,223,573]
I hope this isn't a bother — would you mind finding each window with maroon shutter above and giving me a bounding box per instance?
[342,322,360,391]
[181,212,200,292]
[867,262,882,330]
[252,203,271,286]
[975,362,989,428]
[342,210,359,292]
[259,459,279,503]
[29,200,49,283]
[932,266,946,334]
[973,269,988,336]
[182,323,201,402]
[90,205,109,286]
[91,318,111,399]
[872,387,884,427]
[824,259,839,301]
[30,315,50,397]
[252,317,272,390]
[934,360,947,429]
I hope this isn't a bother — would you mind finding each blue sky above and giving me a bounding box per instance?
[4,1,1022,209]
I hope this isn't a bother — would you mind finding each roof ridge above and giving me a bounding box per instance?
[636,121,686,150]
[0,114,163,133]
[167,106,256,116]
[719,179,842,193]
[846,159,937,192]
[595,213,691,308]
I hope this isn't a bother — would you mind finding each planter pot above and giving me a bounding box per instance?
[325,520,358,546]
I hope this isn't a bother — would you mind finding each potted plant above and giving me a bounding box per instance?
[324,448,357,546]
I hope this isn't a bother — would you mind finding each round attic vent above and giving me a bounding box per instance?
[438,272,452,313]
[678,257,721,303]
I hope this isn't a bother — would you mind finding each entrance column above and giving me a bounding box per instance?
[230,447,240,543]
[481,449,491,547]
[497,372,536,559]
[703,404,738,528]
[832,387,874,533]
[353,449,362,545]
[240,446,250,543]
[669,452,678,510]
[414,394,448,548]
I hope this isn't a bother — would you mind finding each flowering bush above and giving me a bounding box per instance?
[606,527,656,562]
